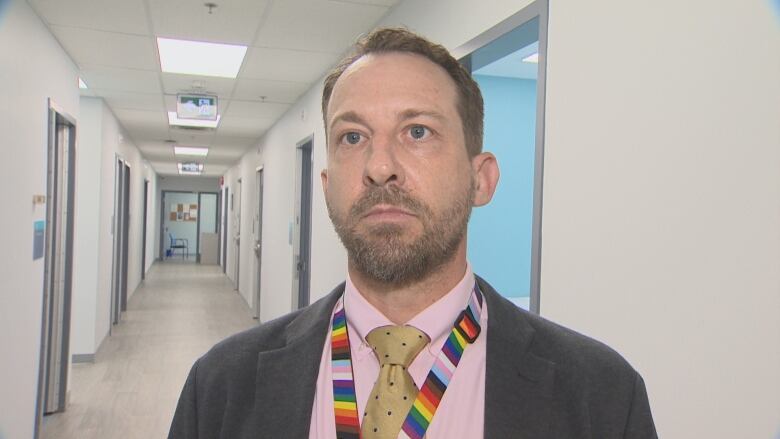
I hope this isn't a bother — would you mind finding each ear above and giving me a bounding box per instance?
[471,152,499,207]
[320,168,329,197]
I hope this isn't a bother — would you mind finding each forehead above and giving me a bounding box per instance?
[327,52,459,121]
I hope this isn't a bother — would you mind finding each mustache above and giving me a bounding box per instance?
[349,185,430,219]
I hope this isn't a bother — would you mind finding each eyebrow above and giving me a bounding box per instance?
[397,109,447,123]
[328,111,368,132]
[328,108,447,132]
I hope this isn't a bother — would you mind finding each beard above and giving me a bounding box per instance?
[327,180,475,287]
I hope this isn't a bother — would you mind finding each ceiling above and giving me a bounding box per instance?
[473,42,539,80]
[28,0,400,176]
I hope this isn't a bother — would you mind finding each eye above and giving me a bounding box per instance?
[409,125,430,140]
[342,132,362,145]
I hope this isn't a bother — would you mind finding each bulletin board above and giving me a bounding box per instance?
[169,203,198,222]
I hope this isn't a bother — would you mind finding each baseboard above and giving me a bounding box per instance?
[72,353,95,363]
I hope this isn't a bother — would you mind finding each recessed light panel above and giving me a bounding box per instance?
[522,52,539,63]
[79,78,88,89]
[157,37,247,78]
[168,112,221,128]
[174,146,209,157]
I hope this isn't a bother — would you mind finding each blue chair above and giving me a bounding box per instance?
[169,234,189,259]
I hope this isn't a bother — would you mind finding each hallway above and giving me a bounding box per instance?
[41,262,256,439]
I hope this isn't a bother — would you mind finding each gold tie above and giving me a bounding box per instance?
[361,325,429,439]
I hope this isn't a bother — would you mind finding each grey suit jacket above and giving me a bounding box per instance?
[168,277,657,438]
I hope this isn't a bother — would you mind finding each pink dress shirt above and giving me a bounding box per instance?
[309,265,487,438]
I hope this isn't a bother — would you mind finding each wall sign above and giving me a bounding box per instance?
[33,220,45,260]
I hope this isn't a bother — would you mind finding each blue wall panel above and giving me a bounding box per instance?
[468,75,537,301]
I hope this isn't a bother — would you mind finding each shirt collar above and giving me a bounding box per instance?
[343,263,476,347]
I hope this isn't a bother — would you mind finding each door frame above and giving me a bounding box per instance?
[292,136,314,310]
[109,156,130,327]
[234,178,242,291]
[195,191,220,263]
[253,167,264,320]
[141,179,149,280]
[454,0,549,314]
[222,186,229,273]
[36,99,77,435]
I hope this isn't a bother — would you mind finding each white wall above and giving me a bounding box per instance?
[0,1,80,437]
[222,83,347,322]
[223,0,780,437]
[71,97,158,358]
[538,1,780,437]
[93,100,157,354]
[390,0,780,437]
[70,97,104,357]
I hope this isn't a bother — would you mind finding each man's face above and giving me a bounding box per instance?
[322,52,476,285]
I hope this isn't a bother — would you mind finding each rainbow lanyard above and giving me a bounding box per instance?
[331,284,484,439]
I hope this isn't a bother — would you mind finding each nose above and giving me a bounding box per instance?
[363,135,404,187]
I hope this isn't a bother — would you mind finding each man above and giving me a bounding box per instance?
[169,28,656,438]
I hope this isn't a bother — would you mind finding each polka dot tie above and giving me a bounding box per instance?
[361,325,429,439]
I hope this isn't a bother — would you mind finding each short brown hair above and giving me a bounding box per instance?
[322,27,484,157]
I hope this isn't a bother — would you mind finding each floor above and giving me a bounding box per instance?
[41,261,256,439]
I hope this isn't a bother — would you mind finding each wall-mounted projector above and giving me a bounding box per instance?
[177,94,218,121]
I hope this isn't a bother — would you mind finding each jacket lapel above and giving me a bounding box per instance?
[480,278,555,438]
[253,285,344,438]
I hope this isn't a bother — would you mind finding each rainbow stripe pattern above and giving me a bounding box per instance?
[330,285,484,439]
[332,306,361,439]
[399,287,483,439]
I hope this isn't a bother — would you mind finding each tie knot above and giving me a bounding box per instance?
[366,325,429,367]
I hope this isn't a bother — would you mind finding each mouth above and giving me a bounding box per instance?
[361,204,416,222]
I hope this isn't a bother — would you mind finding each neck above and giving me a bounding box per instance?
[348,246,468,324]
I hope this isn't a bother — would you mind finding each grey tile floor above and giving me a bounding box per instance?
[41,261,256,439]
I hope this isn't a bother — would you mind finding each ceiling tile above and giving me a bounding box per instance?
[125,125,171,143]
[50,25,158,70]
[29,0,150,35]
[80,65,161,94]
[232,78,308,103]
[254,0,390,53]
[169,130,217,147]
[113,109,168,128]
[217,115,274,137]
[223,100,290,119]
[138,142,175,161]
[330,0,399,6]
[161,74,236,99]
[241,47,336,83]
[148,0,271,45]
[200,164,229,176]
[149,161,179,176]
[101,91,165,112]
[213,135,258,148]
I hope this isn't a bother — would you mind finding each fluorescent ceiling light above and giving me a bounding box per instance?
[157,37,247,78]
[174,146,209,157]
[78,78,88,89]
[178,162,204,175]
[168,111,221,128]
[522,52,539,63]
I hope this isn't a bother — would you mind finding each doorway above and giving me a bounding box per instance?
[253,168,264,320]
[292,137,313,309]
[161,191,198,261]
[197,192,219,264]
[459,0,548,313]
[109,158,130,326]
[36,100,76,425]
